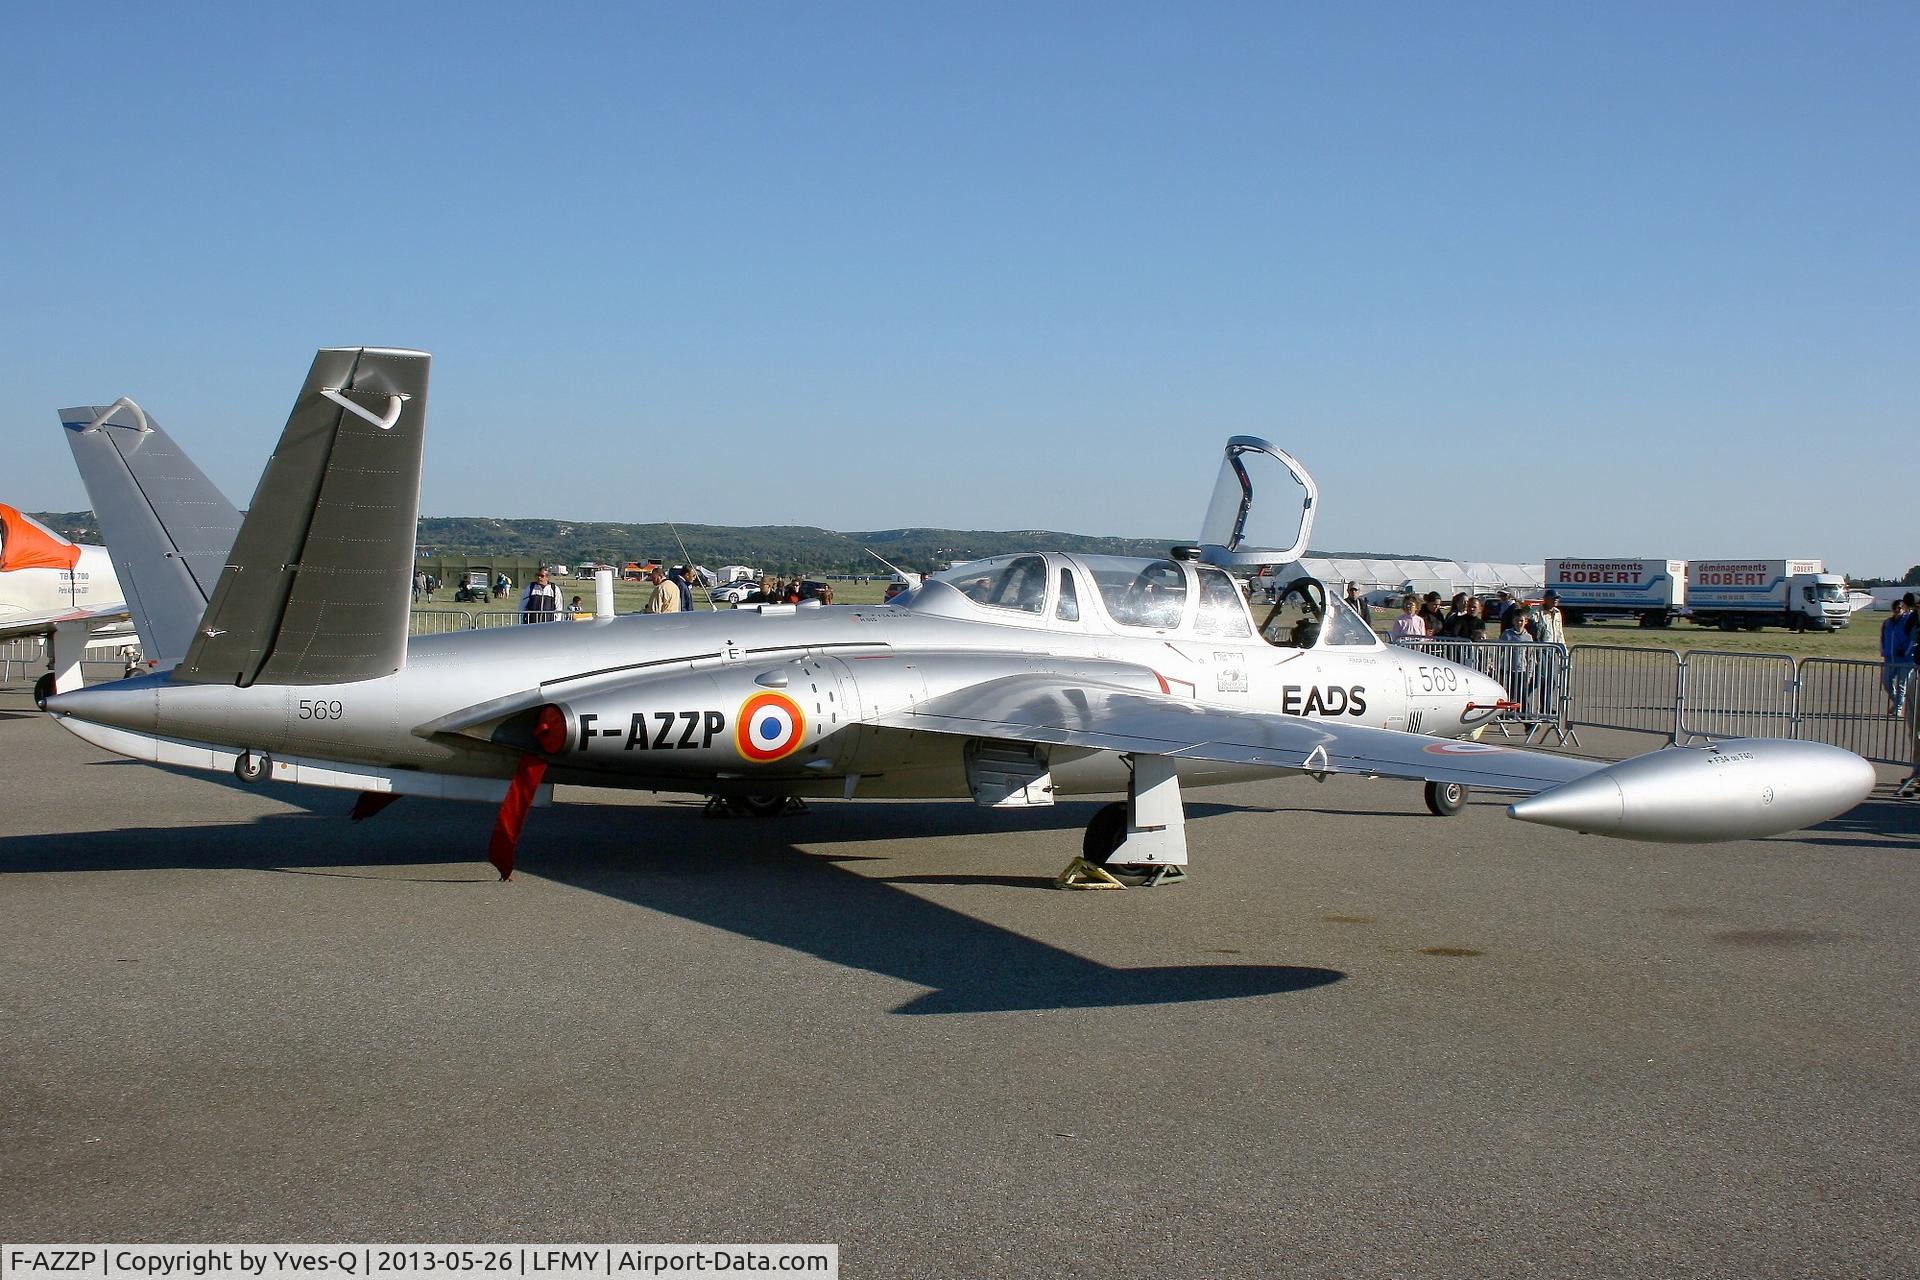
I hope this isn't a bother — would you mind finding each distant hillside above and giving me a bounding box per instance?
[29,511,1439,575]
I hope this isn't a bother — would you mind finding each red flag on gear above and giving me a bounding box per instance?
[487,756,549,880]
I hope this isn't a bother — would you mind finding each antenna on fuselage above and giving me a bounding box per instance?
[864,547,914,580]
[664,520,716,611]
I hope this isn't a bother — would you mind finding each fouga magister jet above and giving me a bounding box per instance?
[42,348,1876,884]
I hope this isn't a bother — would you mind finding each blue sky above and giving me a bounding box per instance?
[3,3,1913,574]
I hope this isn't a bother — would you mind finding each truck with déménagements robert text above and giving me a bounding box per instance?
[1685,559,1850,632]
[1544,558,1686,628]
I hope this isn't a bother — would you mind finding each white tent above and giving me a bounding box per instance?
[1290,557,1543,595]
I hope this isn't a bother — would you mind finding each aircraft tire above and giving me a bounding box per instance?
[1082,802,1129,865]
[235,751,270,784]
[1424,780,1468,817]
[32,672,55,710]
[738,794,788,817]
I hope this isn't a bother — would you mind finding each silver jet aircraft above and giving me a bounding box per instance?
[42,348,1877,883]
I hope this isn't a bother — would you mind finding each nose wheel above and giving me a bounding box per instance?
[1424,780,1468,816]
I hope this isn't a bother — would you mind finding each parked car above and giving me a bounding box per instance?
[709,580,758,605]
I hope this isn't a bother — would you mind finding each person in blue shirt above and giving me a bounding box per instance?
[668,565,696,611]
[1886,595,1917,715]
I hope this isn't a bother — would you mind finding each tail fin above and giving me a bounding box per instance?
[61,399,240,668]
[175,347,430,687]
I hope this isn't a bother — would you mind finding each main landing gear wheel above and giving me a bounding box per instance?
[704,794,807,819]
[1424,780,1468,816]
[1057,802,1187,890]
[32,672,56,710]
[235,751,270,784]
[1081,801,1128,864]
[738,794,790,817]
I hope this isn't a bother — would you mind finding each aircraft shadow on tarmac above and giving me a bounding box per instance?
[0,790,1345,1016]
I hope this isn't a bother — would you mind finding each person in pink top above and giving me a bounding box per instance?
[1389,596,1428,645]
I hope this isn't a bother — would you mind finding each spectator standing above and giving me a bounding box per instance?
[1457,598,1488,642]
[1417,592,1445,637]
[1533,591,1567,646]
[1499,609,1537,717]
[1344,583,1372,623]
[668,565,695,612]
[1389,597,1428,645]
[1886,597,1916,715]
[413,570,427,603]
[1439,592,1470,637]
[1494,590,1516,630]
[644,565,682,614]
[519,567,561,623]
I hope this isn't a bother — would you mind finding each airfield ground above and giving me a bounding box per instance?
[1,683,1914,1277]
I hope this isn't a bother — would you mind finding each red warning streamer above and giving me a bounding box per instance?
[487,755,548,881]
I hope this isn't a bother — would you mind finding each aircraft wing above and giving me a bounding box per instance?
[865,673,1603,794]
[0,603,132,642]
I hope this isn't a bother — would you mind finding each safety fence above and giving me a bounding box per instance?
[0,637,139,685]
[1565,644,1913,765]
[1796,657,1914,764]
[0,638,42,681]
[1409,639,1572,743]
[1678,651,1797,741]
[1410,640,1914,765]
[407,609,559,634]
[1565,645,1680,740]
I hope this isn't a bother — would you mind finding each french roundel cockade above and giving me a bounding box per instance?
[735,691,806,762]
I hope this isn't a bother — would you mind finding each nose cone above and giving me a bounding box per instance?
[1508,772,1625,833]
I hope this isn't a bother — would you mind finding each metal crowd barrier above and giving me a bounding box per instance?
[406,609,541,635]
[407,609,476,635]
[1679,650,1796,743]
[1,637,44,681]
[1563,646,1913,765]
[1410,639,1572,743]
[1795,657,1911,765]
[1566,645,1682,742]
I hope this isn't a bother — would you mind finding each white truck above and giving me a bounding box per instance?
[1686,559,1851,632]
[1544,558,1685,628]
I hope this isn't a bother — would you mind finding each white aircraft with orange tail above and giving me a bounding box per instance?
[0,502,137,685]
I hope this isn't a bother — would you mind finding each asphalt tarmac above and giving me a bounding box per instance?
[2,685,1915,1279]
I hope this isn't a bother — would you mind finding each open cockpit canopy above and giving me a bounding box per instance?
[1197,437,1317,569]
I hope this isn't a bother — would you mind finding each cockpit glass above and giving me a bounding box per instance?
[1083,556,1190,630]
[1193,566,1252,638]
[1319,597,1380,646]
[932,555,1048,613]
[1257,576,1375,648]
[1056,569,1080,622]
[1260,582,1323,648]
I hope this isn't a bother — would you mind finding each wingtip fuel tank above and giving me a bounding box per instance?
[1508,738,1877,842]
